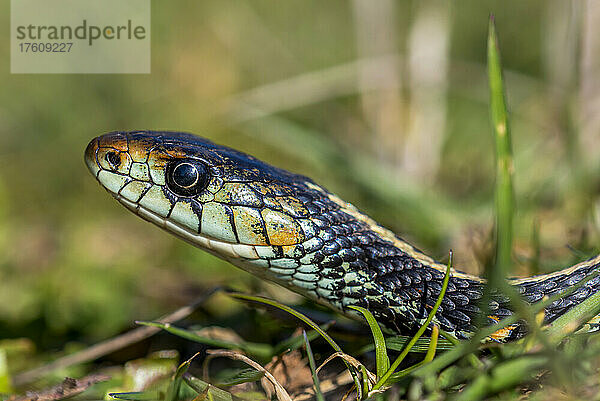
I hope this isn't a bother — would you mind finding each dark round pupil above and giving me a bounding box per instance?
[173,163,199,188]
[166,159,209,197]
[106,152,121,168]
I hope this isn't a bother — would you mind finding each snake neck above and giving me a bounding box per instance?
[247,181,600,341]
[226,180,483,339]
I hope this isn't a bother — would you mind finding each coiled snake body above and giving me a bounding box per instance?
[85,131,600,341]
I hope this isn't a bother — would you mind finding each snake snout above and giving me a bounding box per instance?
[84,132,130,176]
[85,132,139,198]
[84,137,100,177]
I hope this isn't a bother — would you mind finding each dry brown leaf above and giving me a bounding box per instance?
[206,349,292,401]
[264,350,313,397]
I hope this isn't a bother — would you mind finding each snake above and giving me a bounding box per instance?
[84,130,600,341]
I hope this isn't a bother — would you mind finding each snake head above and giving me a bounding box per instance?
[85,131,319,266]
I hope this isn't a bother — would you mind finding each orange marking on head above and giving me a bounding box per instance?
[164,148,188,158]
[128,147,150,163]
[261,208,304,246]
[268,226,304,246]
[98,136,128,152]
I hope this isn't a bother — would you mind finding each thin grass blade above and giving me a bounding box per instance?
[545,286,600,343]
[216,368,265,386]
[348,305,390,379]
[303,330,325,401]
[487,14,514,284]
[166,352,201,401]
[183,374,236,401]
[423,325,439,363]
[109,391,161,400]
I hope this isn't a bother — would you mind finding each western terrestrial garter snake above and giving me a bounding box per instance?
[85,131,600,341]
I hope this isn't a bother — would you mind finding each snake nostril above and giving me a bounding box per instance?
[105,151,121,169]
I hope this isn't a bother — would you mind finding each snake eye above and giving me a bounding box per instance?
[166,159,209,197]
[105,151,121,169]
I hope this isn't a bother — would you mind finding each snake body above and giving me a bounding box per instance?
[85,131,600,341]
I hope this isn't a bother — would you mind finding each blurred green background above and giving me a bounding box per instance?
[1,0,599,352]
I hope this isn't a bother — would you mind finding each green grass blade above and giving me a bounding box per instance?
[384,325,440,384]
[475,14,517,339]
[303,330,325,401]
[455,356,547,400]
[488,14,514,281]
[183,374,236,401]
[348,305,390,379]
[423,325,439,363]
[109,391,162,400]
[440,330,483,369]
[373,251,452,390]
[545,285,600,343]
[383,335,453,353]
[356,335,453,355]
[216,368,265,386]
[166,352,200,401]
[360,364,371,396]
